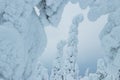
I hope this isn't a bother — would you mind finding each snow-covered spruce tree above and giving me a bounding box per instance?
[97,2,120,67]
[35,0,70,27]
[62,14,83,80]
[116,69,120,80]
[0,0,71,80]
[50,40,66,80]
[74,0,120,79]
[96,59,107,80]
[80,59,107,80]
[29,60,49,80]
[0,0,43,80]
[80,59,108,80]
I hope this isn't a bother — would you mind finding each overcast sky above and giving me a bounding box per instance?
[39,2,108,75]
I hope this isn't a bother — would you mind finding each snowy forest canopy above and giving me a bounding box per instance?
[0,0,120,80]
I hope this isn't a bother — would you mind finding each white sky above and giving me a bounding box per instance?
[39,2,108,75]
